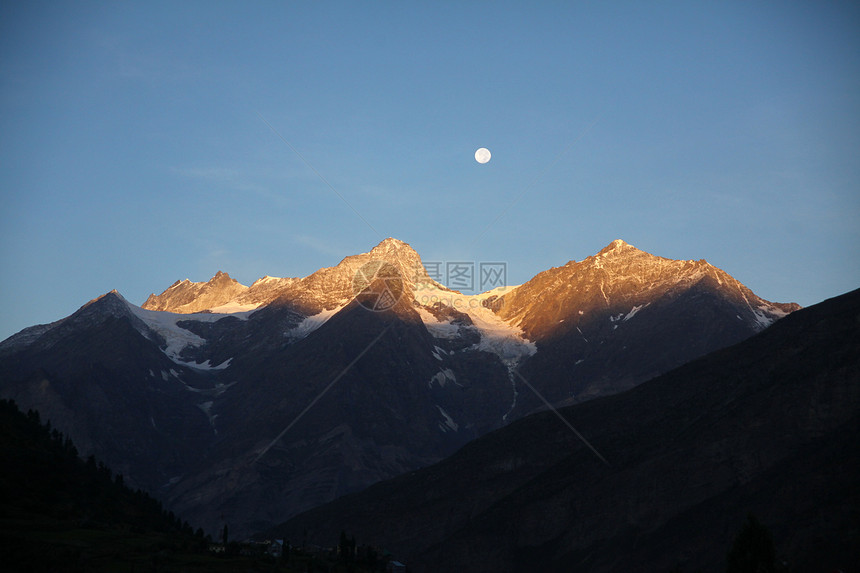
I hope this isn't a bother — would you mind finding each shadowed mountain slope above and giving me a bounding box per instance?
[269,288,860,573]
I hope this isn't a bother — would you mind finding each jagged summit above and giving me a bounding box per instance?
[593,239,678,262]
[596,238,634,255]
[343,237,426,280]
[370,237,413,253]
[273,237,435,314]
[142,270,248,314]
[141,238,435,315]
[497,240,799,342]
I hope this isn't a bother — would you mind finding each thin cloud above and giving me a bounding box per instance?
[172,166,240,182]
[172,166,280,201]
[294,234,349,259]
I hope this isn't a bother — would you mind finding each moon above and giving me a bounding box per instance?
[474,147,491,164]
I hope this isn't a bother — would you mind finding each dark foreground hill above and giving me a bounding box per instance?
[0,398,214,572]
[269,288,860,573]
[0,398,399,572]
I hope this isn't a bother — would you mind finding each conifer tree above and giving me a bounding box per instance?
[726,514,775,573]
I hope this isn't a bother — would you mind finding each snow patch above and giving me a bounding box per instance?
[502,370,519,423]
[251,275,283,286]
[415,307,461,339]
[126,301,254,361]
[436,406,459,433]
[413,283,535,365]
[610,304,649,324]
[287,305,345,339]
[198,401,217,433]
[764,305,790,319]
[208,302,260,314]
[622,304,647,321]
[431,345,447,361]
[428,368,456,389]
[751,308,776,330]
[164,475,183,487]
[174,357,233,371]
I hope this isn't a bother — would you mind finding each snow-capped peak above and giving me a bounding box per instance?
[596,239,637,257]
[251,275,283,287]
[369,237,413,255]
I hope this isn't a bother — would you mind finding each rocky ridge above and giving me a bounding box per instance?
[142,238,442,316]
[495,239,798,341]
[142,271,249,314]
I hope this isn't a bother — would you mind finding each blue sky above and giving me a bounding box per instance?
[1,1,858,340]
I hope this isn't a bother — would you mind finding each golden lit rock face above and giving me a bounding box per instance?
[142,271,248,313]
[495,239,798,342]
[141,238,434,316]
[270,237,432,315]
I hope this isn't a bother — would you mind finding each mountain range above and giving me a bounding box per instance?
[0,238,800,538]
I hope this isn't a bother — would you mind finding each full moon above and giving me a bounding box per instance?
[474,147,491,164]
